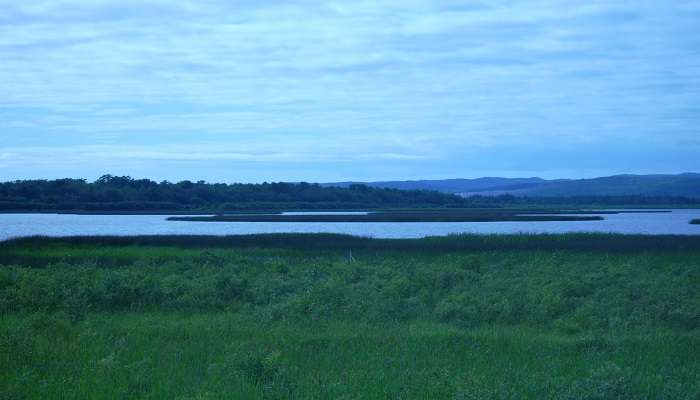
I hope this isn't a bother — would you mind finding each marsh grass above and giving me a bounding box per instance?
[1,313,699,399]
[4,232,700,257]
[1,234,699,399]
[168,212,603,223]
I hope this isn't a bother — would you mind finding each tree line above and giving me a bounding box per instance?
[0,175,698,211]
[0,175,465,211]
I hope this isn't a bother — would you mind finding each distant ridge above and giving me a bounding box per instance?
[323,173,700,198]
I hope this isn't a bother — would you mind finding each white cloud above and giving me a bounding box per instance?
[0,0,698,179]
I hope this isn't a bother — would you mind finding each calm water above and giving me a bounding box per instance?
[1,210,700,240]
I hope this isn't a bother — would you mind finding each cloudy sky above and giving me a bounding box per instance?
[1,0,699,182]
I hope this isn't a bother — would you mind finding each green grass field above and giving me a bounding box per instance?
[1,234,699,399]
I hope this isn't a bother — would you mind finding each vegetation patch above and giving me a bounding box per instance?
[1,175,697,213]
[1,234,699,399]
[168,212,604,223]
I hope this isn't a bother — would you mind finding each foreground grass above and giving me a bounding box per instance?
[1,234,699,399]
[2,313,699,400]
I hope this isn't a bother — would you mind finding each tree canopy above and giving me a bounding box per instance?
[1,175,697,212]
[0,175,465,211]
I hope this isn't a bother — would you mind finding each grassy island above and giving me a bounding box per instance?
[168,211,604,223]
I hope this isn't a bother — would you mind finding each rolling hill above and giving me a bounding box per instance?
[324,173,700,198]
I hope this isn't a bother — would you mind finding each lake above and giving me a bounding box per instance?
[1,210,700,240]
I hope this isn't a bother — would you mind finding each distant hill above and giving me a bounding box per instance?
[324,173,700,198]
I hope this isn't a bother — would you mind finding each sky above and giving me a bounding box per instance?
[1,0,699,183]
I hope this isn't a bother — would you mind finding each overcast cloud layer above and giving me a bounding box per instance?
[1,0,699,182]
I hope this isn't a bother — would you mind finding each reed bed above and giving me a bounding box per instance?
[1,234,699,399]
[168,212,603,223]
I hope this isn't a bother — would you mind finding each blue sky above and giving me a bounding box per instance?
[1,0,699,182]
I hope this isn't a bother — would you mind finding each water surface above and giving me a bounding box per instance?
[2,210,700,240]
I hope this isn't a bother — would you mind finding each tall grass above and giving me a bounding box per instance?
[1,235,699,329]
[2,313,699,399]
[1,234,699,399]
[3,232,700,256]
